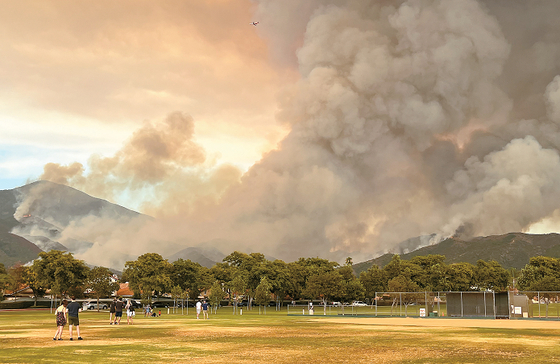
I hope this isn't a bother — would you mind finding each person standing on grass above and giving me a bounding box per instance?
[109,298,116,324]
[125,300,135,325]
[67,296,84,341]
[113,297,124,325]
[202,300,209,319]
[53,299,68,341]
[196,300,202,319]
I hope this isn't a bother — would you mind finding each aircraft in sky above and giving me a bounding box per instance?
[250,21,259,26]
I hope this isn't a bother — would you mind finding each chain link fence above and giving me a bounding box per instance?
[286,291,560,320]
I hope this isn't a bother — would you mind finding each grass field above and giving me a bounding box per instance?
[1,307,560,363]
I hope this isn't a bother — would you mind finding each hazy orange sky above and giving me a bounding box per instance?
[0,0,296,191]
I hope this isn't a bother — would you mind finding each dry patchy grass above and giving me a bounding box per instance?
[1,309,560,363]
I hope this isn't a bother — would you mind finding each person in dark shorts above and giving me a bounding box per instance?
[66,296,83,340]
[109,298,116,324]
[53,299,68,341]
[113,297,124,325]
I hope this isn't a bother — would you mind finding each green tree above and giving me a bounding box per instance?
[87,267,120,311]
[291,257,339,303]
[517,257,560,318]
[387,275,421,315]
[21,266,46,306]
[360,265,388,301]
[170,285,183,312]
[473,260,509,291]
[409,255,447,290]
[8,264,25,301]
[254,276,272,313]
[208,281,226,313]
[517,256,560,291]
[171,259,213,298]
[338,265,365,303]
[228,274,247,310]
[0,263,11,301]
[32,250,89,300]
[445,263,475,291]
[123,253,172,303]
[304,271,345,304]
[221,251,269,309]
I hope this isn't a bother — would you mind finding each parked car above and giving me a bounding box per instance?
[331,301,342,306]
[351,301,368,307]
[85,302,109,310]
[151,301,170,308]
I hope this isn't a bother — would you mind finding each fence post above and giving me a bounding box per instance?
[437,292,440,316]
[460,292,463,318]
[484,292,487,318]
[538,292,541,318]
[492,292,496,319]
[425,291,427,317]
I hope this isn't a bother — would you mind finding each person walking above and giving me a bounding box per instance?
[66,296,84,341]
[109,298,116,324]
[195,300,202,319]
[113,297,124,325]
[53,299,68,341]
[125,300,135,325]
[202,300,209,319]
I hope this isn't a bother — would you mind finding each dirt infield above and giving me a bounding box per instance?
[316,316,560,329]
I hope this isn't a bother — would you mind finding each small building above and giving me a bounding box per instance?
[446,292,510,319]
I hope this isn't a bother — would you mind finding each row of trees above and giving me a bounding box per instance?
[3,250,560,308]
[0,251,119,309]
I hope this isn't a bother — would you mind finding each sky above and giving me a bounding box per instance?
[0,0,294,192]
[3,0,560,268]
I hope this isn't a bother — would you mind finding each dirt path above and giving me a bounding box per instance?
[315,316,560,330]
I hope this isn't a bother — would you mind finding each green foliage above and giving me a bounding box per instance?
[171,259,213,296]
[228,275,247,302]
[8,264,24,295]
[123,253,172,302]
[473,260,509,291]
[304,271,344,303]
[31,250,89,298]
[445,263,475,291]
[0,262,11,300]
[254,277,272,307]
[87,266,120,306]
[359,265,387,298]
[208,281,226,308]
[337,265,365,302]
[518,256,560,292]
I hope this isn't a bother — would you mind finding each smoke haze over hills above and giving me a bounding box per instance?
[14,0,560,267]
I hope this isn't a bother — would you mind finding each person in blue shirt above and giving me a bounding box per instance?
[202,300,209,319]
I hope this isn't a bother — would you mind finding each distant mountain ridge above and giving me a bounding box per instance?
[0,180,150,267]
[166,246,225,268]
[353,232,560,274]
[3,182,560,272]
[0,181,225,269]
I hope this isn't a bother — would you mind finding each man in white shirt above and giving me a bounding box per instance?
[195,301,202,319]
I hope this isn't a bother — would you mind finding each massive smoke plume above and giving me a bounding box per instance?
[22,0,560,267]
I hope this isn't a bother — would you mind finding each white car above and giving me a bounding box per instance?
[351,301,368,307]
[85,302,109,310]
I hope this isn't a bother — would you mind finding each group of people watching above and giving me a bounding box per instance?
[109,297,136,325]
[54,297,210,341]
